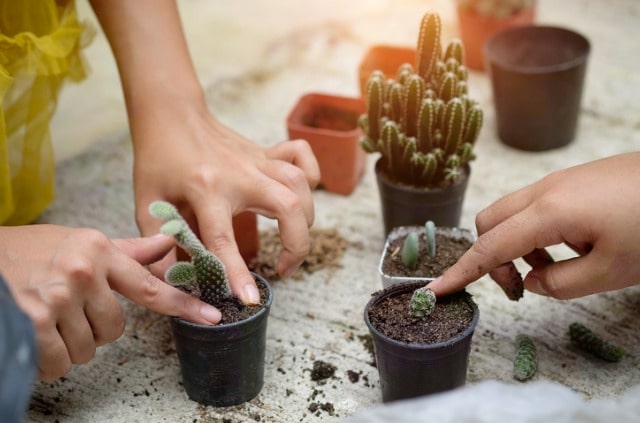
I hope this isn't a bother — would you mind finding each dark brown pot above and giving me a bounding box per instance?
[485,25,591,151]
[375,158,470,236]
[170,273,273,407]
[364,282,479,403]
[286,92,367,196]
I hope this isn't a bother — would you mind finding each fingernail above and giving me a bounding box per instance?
[200,305,221,324]
[243,283,261,305]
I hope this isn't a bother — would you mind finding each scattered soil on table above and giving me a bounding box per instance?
[381,231,472,278]
[368,290,475,344]
[310,360,337,381]
[248,227,352,281]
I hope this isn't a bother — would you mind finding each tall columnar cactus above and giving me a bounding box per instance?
[149,200,231,307]
[360,11,483,188]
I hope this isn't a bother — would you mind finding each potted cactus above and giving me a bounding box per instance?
[379,220,475,288]
[286,92,367,195]
[364,281,479,402]
[455,0,537,70]
[149,201,273,407]
[360,11,484,235]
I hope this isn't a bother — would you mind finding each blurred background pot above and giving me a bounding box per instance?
[358,45,415,97]
[287,92,366,195]
[485,25,591,151]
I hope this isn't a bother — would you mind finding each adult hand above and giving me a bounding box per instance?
[131,103,319,305]
[90,0,320,306]
[0,225,222,381]
[429,152,640,300]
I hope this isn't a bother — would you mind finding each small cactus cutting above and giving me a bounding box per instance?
[568,322,625,362]
[149,200,232,307]
[513,334,537,381]
[410,286,437,318]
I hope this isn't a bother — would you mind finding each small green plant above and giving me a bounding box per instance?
[400,220,437,270]
[360,11,483,188]
[410,286,436,318]
[148,200,231,307]
[568,322,625,362]
[513,334,537,381]
[456,0,535,18]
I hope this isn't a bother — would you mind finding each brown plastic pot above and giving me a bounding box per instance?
[485,25,591,151]
[364,282,479,403]
[170,273,273,407]
[456,4,536,71]
[358,45,416,97]
[287,92,366,196]
[375,158,470,236]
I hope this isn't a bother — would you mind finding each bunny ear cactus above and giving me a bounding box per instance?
[360,10,483,188]
[148,200,231,306]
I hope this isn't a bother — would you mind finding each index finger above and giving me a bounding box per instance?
[428,208,546,297]
[107,250,222,325]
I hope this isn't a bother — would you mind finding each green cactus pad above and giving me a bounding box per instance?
[424,220,436,257]
[513,334,537,381]
[409,286,436,318]
[401,231,420,270]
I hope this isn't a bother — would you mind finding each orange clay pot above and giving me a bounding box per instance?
[456,4,536,71]
[358,45,416,97]
[286,92,366,196]
[233,211,259,262]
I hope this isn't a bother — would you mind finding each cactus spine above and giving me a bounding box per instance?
[149,200,231,306]
[360,11,483,188]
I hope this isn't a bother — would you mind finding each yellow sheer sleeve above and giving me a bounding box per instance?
[0,0,93,225]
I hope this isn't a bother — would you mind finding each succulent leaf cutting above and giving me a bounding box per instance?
[149,200,232,306]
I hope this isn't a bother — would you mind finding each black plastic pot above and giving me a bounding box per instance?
[485,25,591,151]
[375,159,470,236]
[170,273,273,407]
[364,282,479,403]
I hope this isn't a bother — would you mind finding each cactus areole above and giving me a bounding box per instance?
[359,11,483,188]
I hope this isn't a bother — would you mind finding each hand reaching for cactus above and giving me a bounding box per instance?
[429,152,640,300]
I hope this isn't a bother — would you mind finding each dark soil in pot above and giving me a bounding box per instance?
[381,231,473,278]
[368,289,475,344]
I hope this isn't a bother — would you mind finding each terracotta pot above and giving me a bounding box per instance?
[233,211,259,262]
[456,4,536,71]
[485,25,591,151]
[287,92,367,196]
[171,273,273,407]
[378,225,475,288]
[358,45,416,97]
[375,158,470,236]
[364,282,479,402]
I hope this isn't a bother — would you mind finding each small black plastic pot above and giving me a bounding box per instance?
[485,25,591,151]
[375,158,470,236]
[170,273,273,407]
[364,282,479,403]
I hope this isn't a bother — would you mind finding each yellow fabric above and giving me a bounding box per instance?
[0,0,93,225]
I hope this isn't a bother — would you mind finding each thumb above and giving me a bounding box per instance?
[113,235,176,265]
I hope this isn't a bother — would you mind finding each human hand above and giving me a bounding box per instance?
[429,152,640,300]
[0,225,222,381]
[131,100,319,305]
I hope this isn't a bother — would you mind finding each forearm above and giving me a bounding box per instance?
[89,0,206,140]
